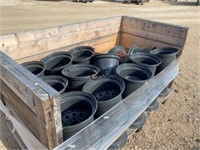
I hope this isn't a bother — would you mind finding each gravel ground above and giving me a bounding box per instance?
[0,0,200,149]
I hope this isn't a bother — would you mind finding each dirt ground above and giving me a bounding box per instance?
[0,0,200,149]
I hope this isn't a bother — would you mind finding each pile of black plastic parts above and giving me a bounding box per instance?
[21,44,179,149]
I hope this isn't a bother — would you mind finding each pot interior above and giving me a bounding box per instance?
[91,82,121,101]
[133,57,158,65]
[46,56,71,70]
[73,50,93,61]
[62,101,92,126]
[45,80,65,92]
[26,65,43,75]
[119,69,150,81]
[65,69,97,77]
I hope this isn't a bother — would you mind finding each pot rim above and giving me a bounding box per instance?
[21,61,46,76]
[62,64,100,80]
[40,75,68,94]
[61,91,98,129]
[82,76,125,103]
[41,51,72,71]
[69,46,95,62]
[130,52,162,67]
[93,54,121,61]
[150,47,179,57]
[116,63,153,83]
[108,45,126,53]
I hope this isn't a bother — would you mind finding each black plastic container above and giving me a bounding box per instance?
[108,45,129,63]
[40,75,68,94]
[116,63,153,98]
[21,61,45,77]
[146,99,159,112]
[82,76,125,117]
[69,46,95,64]
[41,51,72,75]
[93,54,121,75]
[130,113,146,129]
[62,64,100,91]
[108,132,128,149]
[128,45,150,56]
[150,47,179,73]
[130,52,162,76]
[61,91,98,140]
[150,47,179,96]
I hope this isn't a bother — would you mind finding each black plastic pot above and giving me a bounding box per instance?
[150,47,179,96]
[62,64,100,91]
[116,63,153,98]
[21,61,45,77]
[146,99,159,112]
[130,52,162,76]
[108,45,129,63]
[69,46,95,64]
[128,45,150,56]
[41,51,72,75]
[82,76,125,117]
[93,54,121,75]
[40,75,68,94]
[130,113,146,129]
[108,132,128,149]
[150,47,179,73]
[60,91,98,140]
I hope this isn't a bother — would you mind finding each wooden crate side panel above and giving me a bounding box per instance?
[0,59,37,113]
[16,34,120,63]
[0,17,121,60]
[121,16,188,49]
[0,51,62,149]
[0,101,47,150]
[120,33,180,50]
[122,16,188,39]
[0,84,39,139]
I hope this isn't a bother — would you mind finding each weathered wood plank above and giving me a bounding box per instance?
[0,51,63,148]
[0,59,37,113]
[2,26,120,60]
[1,39,47,60]
[0,101,48,150]
[0,16,121,61]
[16,34,119,63]
[121,29,184,47]
[0,81,39,139]
[0,34,18,48]
[122,16,188,40]
[120,32,180,50]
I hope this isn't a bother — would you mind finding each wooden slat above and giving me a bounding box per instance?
[3,116,27,149]
[122,16,188,39]
[121,16,188,50]
[0,34,18,48]
[0,82,39,139]
[120,32,180,50]
[1,17,121,61]
[0,101,48,150]
[0,51,62,148]
[16,34,119,63]
[0,59,37,113]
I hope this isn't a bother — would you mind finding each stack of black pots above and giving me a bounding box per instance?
[20,44,179,149]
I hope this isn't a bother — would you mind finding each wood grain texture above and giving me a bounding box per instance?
[120,32,180,49]
[121,16,188,50]
[0,17,121,60]
[16,33,119,63]
[0,84,39,139]
[0,101,47,150]
[0,51,62,149]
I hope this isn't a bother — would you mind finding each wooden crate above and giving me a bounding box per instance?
[0,16,188,149]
